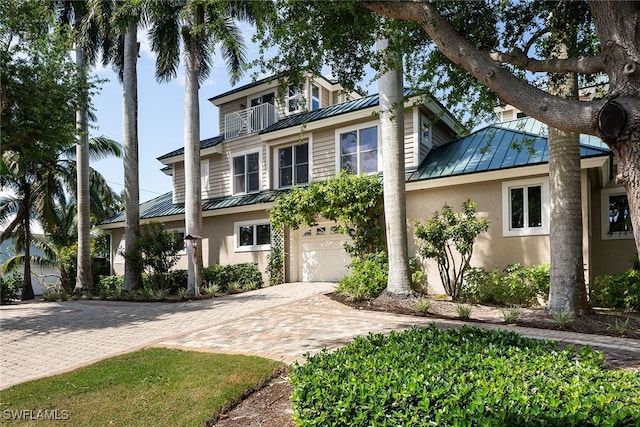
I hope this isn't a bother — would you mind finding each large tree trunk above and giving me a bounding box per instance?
[590,1,640,258]
[74,41,93,294]
[378,39,411,296]
[122,24,141,292]
[184,45,202,297]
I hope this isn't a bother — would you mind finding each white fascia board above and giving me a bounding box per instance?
[406,164,550,192]
[209,81,275,106]
[158,145,223,166]
[405,155,609,192]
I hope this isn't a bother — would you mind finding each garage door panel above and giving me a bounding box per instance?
[298,224,351,282]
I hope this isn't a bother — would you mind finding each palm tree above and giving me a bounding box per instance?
[378,37,411,296]
[54,0,94,293]
[0,138,121,299]
[149,0,257,296]
[84,0,147,292]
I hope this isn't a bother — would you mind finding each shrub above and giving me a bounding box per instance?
[336,252,388,301]
[141,270,187,294]
[291,326,640,426]
[126,222,183,279]
[266,245,284,286]
[462,264,550,307]
[590,267,640,310]
[97,275,124,298]
[202,263,263,293]
[0,272,22,304]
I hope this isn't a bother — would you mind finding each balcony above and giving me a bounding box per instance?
[224,103,279,139]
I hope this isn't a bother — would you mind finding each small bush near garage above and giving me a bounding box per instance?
[461,263,550,306]
[203,263,263,292]
[96,275,124,298]
[590,266,640,310]
[336,252,388,301]
[290,326,640,426]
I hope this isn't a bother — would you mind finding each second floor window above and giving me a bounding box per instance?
[339,126,378,174]
[287,86,301,113]
[233,152,260,194]
[311,84,320,110]
[279,143,309,188]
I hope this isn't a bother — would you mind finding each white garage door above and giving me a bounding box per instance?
[298,223,351,282]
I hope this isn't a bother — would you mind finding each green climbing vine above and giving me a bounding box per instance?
[269,170,384,260]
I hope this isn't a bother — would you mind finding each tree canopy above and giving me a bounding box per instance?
[254,0,640,257]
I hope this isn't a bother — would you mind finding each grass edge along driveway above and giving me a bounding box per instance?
[0,348,284,426]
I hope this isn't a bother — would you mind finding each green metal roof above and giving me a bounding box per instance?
[157,135,224,161]
[408,118,610,182]
[99,190,286,225]
[260,88,441,134]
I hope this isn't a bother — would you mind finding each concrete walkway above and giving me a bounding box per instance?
[1,282,639,390]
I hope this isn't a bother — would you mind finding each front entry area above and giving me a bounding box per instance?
[297,222,351,282]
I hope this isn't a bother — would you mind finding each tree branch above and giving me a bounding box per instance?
[489,49,605,74]
[362,0,603,136]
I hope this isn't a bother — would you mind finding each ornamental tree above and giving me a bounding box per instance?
[414,200,490,299]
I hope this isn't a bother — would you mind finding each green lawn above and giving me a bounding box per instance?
[0,348,284,426]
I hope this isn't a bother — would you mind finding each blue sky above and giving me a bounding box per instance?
[90,26,269,202]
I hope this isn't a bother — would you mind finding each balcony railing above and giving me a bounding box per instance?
[224,103,279,139]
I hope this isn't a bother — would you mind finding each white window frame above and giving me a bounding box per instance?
[234,219,271,252]
[601,187,633,240]
[287,85,302,114]
[201,159,209,193]
[502,177,550,237]
[277,142,310,189]
[166,228,187,255]
[310,83,320,111]
[335,123,380,175]
[231,149,261,195]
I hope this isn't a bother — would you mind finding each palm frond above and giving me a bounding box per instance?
[212,16,247,85]
[149,0,184,83]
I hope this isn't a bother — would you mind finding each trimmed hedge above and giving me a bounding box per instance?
[203,263,263,292]
[291,326,640,426]
[462,263,550,306]
[590,267,640,310]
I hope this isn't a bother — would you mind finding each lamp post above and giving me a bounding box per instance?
[184,234,201,297]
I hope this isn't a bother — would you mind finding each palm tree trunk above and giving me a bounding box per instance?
[546,42,589,315]
[184,44,202,297]
[75,42,93,294]
[122,23,141,292]
[378,38,411,296]
[21,184,34,300]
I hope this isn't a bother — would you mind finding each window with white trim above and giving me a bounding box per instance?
[168,228,186,255]
[232,151,260,194]
[502,178,550,236]
[287,86,301,114]
[201,159,209,193]
[338,125,379,174]
[311,84,320,110]
[278,143,309,188]
[235,220,271,252]
[601,188,633,240]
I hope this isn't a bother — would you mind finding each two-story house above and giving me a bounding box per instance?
[99,74,635,293]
